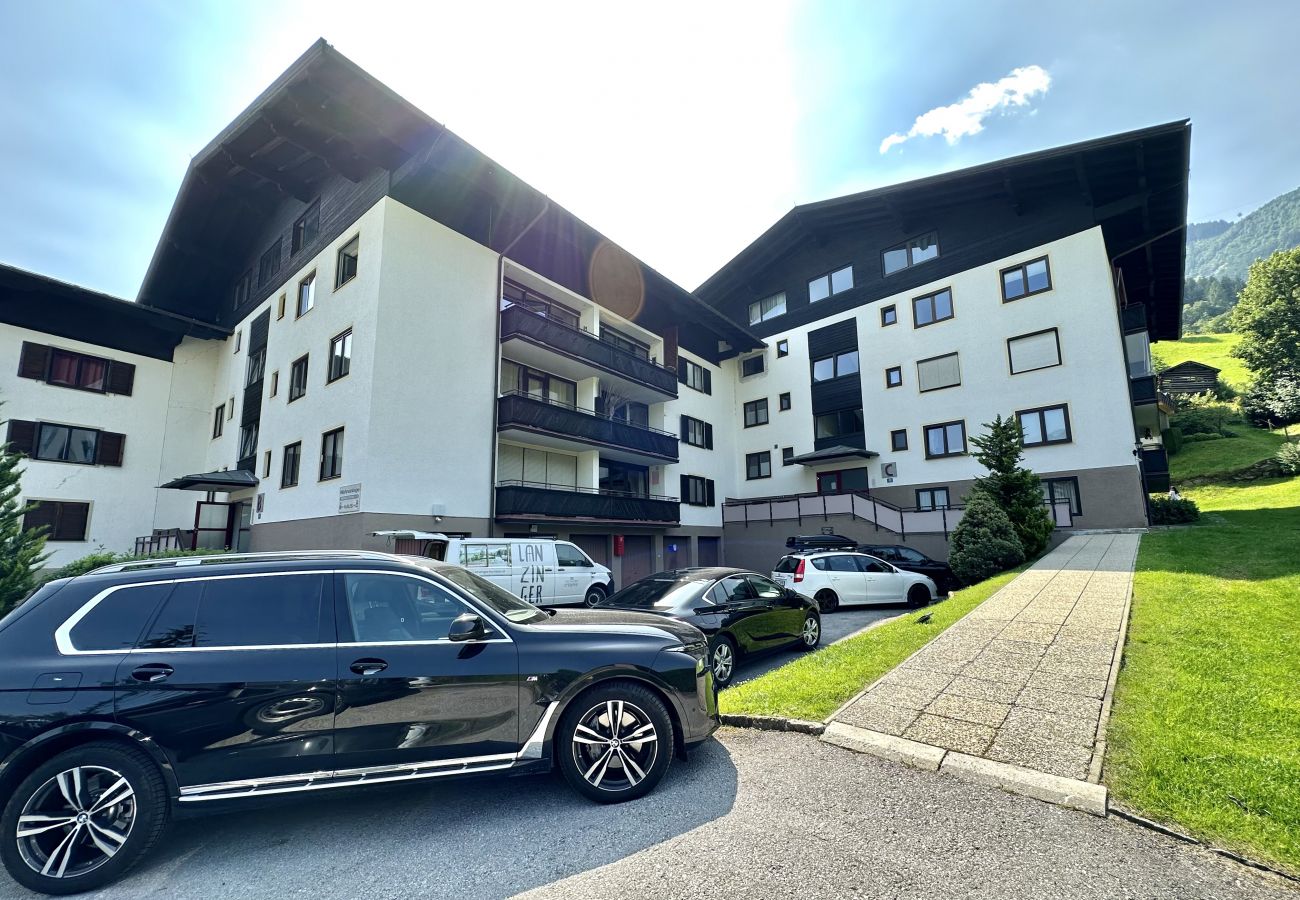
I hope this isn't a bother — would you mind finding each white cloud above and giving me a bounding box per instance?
[879,65,1052,154]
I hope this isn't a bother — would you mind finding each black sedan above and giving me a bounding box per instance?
[597,567,821,688]
[857,543,960,594]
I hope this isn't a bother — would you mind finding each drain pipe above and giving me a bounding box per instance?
[488,197,551,532]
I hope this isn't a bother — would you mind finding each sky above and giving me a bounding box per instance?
[0,0,1296,301]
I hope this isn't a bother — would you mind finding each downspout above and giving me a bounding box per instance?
[488,197,551,533]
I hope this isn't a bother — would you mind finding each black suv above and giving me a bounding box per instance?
[856,544,958,594]
[0,551,717,895]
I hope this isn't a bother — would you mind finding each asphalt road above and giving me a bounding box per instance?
[4,730,1291,900]
[728,603,909,686]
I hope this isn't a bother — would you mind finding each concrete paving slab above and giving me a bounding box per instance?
[904,713,997,755]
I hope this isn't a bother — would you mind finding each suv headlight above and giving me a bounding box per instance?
[664,640,710,672]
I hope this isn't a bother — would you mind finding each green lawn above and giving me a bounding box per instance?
[1106,475,1300,874]
[1155,332,1250,389]
[719,569,1023,722]
[1169,426,1287,483]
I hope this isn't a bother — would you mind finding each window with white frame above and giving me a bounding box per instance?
[808,266,853,303]
[748,292,786,325]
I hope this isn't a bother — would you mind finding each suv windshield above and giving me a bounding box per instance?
[601,578,709,611]
[434,566,548,624]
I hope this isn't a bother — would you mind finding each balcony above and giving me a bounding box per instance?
[500,305,677,402]
[1121,302,1148,334]
[1129,374,1174,411]
[495,481,680,524]
[1140,447,1171,494]
[497,391,679,465]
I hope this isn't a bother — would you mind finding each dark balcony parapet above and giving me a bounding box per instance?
[1130,374,1158,405]
[1121,302,1148,334]
[495,481,680,524]
[500,305,678,397]
[497,391,679,462]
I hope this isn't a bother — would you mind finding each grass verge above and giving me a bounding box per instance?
[719,568,1023,722]
[1169,426,1286,483]
[1106,475,1300,874]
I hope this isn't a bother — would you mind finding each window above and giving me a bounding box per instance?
[68,583,172,652]
[815,407,864,440]
[288,355,309,402]
[190,574,326,647]
[17,343,133,395]
[680,415,713,449]
[335,235,359,289]
[1017,404,1072,447]
[809,265,853,303]
[782,447,795,466]
[213,405,225,438]
[46,348,107,392]
[23,500,90,542]
[281,441,302,488]
[777,340,789,358]
[883,231,940,275]
[679,358,711,394]
[501,280,581,330]
[262,450,272,478]
[891,429,908,452]
[917,352,961,393]
[501,361,577,408]
[779,392,791,411]
[269,371,279,398]
[245,347,266,387]
[227,398,235,419]
[916,487,951,510]
[745,451,772,480]
[748,292,786,325]
[1042,476,1082,516]
[297,272,316,317]
[607,400,649,427]
[681,475,715,506]
[259,238,283,287]
[817,468,869,494]
[924,420,967,458]
[743,398,769,428]
[881,305,897,326]
[34,423,102,465]
[277,294,286,320]
[912,288,954,327]
[741,354,765,377]
[328,330,352,382]
[320,427,344,480]
[232,270,252,310]
[1002,257,1052,302]
[600,325,650,360]
[292,200,320,254]
[885,366,902,388]
[234,330,242,353]
[238,423,259,460]
[556,544,592,567]
[1007,328,1062,375]
[461,543,511,567]
[811,350,859,382]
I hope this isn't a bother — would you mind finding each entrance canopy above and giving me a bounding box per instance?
[159,469,259,491]
[786,446,879,467]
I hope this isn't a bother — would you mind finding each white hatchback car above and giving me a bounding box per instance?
[772,552,937,613]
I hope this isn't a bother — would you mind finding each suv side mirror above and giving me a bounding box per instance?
[448,613,487,643]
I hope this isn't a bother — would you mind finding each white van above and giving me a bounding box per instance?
[371,532,615,607]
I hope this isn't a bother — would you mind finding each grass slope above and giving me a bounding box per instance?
[1169,426,1286,483]
[719,569,1022,722]
[1155,332,1250,389]
[1106,475,1300,874]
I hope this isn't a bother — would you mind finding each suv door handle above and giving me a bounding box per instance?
[350,658,389,676]
[130,664,174,683]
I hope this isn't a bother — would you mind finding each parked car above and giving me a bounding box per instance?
[0,550,716,895]
[784,533,858,553]
[771,552,936,613]
[372,532,615,606]
[857,543,959,594]
[597,567,821,689]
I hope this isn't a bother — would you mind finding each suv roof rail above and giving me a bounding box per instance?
[88,549,406,575]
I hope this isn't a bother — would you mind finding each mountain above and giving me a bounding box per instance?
[1185,186,1300,279]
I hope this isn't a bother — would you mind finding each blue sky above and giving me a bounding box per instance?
[0,0,1295,300]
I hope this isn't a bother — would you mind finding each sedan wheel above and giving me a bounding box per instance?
[799,614,821,651]
[711,639,736,688]
[556,683,674,804]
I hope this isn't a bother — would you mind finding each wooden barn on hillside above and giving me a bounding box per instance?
[1158,361,1220,396]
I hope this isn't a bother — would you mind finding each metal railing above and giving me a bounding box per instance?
[495,481,680,523]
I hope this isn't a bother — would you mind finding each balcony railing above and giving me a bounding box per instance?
[1121,302,1148,334]
[500,305,678,396]
[495,481,680,524]
[1140,447,1171,494]
[497,391,679,461]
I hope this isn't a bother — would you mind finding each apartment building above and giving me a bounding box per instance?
[1,40,1188,580]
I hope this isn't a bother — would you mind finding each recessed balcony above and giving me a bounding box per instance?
[496,391,679,465]
[495,481,680,524]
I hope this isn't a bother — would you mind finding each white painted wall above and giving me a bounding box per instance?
[663,347,735,527]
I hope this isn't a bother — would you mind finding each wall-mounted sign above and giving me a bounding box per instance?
[338,483,362,514]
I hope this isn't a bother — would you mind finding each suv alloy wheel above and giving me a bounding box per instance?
[556,682,674,803]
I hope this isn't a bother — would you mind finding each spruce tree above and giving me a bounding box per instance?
[949,488,1025,585]
[969,414,1055,560]
[0,408,48,613]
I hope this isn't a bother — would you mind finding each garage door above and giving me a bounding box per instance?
[664,536,690,570]
[620,535,654,586]
[571,534,609,568]
[698,536,721,567]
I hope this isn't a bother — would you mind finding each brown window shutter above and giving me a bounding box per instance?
[704,423,714,450]
[705,480,716,507]
[5,420,38,456]
[18,342,50,380]
[22,500,57,534]
[54,502,90,541]
[96,431,126,467]
[106,361,136,396]
[679,474,689,502]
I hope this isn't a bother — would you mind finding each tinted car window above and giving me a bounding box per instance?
[140,581,201,648]
[193,575,325,647]
[717,576,755,602]
[855,557,890,573]
[745,575,784,599]
[344,573,470,642]
[897,547,928,563]
[811,558,830,571]
[555,544,591,567]
[433,566,548,624]
[773,557,800,574]
[70,583,173,651]
[863,546,898,561]
[602,578,707,611]
[825,555,858,573]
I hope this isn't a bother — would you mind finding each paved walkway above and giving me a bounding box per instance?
[832,533,1138,781]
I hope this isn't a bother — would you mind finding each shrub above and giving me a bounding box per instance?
[1242,374,1300,429]
[949,489,1025,585]
[48,547,220,581]
[1170,402,1238,437]
[1148,496,1200,525]
[1162,426,1184,456]
[1181,432,1226,443]
[1276,441,1300,476]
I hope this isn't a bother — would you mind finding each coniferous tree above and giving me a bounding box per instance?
[0,408,49,613]
[948,489,1025,585]
[969,414,1056,560]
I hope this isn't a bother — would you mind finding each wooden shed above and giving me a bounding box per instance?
[1158,361,1221,396]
